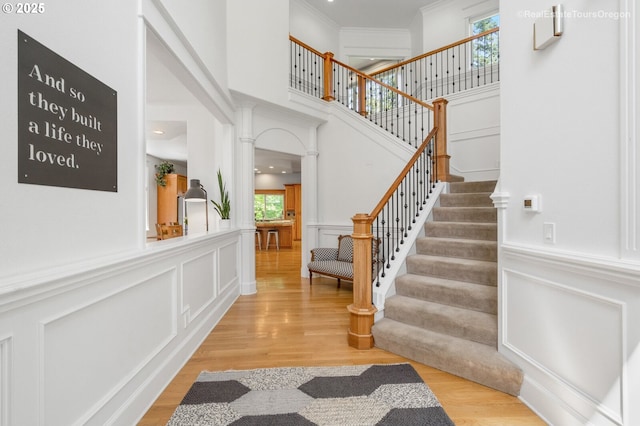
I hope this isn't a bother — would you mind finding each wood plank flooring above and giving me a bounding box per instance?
[138,241,545,425]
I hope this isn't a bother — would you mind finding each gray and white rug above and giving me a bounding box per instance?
[167,363,455,425]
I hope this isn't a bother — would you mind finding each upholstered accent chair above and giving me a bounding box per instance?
[307,235,380,288]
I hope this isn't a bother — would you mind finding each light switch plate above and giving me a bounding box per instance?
[543,222,556,244]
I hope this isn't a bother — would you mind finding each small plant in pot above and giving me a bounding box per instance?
[211,169,230,223]
[155,160,175,187]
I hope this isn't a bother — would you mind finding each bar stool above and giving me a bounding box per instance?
[255,230,262,250]
[266,229,279,250]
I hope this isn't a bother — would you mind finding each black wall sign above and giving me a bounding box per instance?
[17,30,118,192]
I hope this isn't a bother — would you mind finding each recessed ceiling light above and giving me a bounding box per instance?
[282,171,287,174]
[269,166,274,169]
[153,130,164,135]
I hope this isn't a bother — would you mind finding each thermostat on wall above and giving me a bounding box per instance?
[523,195,542,212]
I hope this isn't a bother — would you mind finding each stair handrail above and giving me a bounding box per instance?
[348,126,445,349]
[371,27,500,100]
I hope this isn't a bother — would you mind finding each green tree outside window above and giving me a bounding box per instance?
[254,194,284,221]
[471,14,500,68]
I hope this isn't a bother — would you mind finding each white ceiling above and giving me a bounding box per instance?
[302,0,437,29]
[254,149,302,175]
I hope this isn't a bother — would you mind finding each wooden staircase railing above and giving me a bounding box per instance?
[289,36,455,348]
[371,28,499,101]
[348,127,441,348]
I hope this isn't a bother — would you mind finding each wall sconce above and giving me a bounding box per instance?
[534,4,564,50]
[184,179,208,232]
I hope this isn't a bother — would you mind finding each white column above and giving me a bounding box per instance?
[236,104,257,295]
[300,124,320,277]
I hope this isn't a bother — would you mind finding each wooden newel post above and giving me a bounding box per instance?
[357,75,367,116]
[433,98,450,182]
[323,52,335,101]
[348,213,378,349]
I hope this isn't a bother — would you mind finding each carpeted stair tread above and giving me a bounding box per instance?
[406,254,497,286]
[425,221,497,241]
[396,274,497,314]
[449,180,497,193]
[416,237,496,261]
[384,295,497,346]
[372,318,523,396]
[448,174,465,183]
[433,206,497,223]
[439,192,494,207]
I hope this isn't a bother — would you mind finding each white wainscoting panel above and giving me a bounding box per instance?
[219,241,239,294]
[0,232,241,426]
[182,252,216,327]
[40,270,177,426]
[503,269,624,424]
[500,244,640,426]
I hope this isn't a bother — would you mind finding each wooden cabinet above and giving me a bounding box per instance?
[294,184,302,240]
[285,184,302,241]
[285,184,296,211]
[157,174,187,225]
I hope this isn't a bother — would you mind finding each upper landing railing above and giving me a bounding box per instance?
[289,36,437,150]
[372,28,500,101]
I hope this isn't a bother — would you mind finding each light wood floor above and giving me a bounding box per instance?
[138,241,545,425]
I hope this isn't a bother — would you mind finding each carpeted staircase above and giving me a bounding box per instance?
[371,180,523,396]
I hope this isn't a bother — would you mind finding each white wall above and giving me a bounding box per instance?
[227,0,291,106]
[447,84,501,182]
[420,0,499,52]
[158,0,230,100]
[255,173,302,190]
[0,0,140,280]
[338,28,412,65]
[316,105,412,225]
[498,1,640,425]
[290,0,340,54]
[0,0,243,424]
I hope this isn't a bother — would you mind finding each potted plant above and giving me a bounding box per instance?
[211,169,231,226]
[155,160,175,187]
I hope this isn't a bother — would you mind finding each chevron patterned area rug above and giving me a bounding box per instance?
[166,363,455,425]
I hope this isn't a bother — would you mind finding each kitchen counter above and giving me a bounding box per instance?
[255,220,294,249]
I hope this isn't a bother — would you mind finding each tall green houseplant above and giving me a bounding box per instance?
[211,169,230,219]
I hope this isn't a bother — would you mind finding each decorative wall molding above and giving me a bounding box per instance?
[0,232,240,425]
[181,251,217,326]
[499,241,640,425]
[620,0,639,260]
[502,268,625,425]
[0,336,11,426]
[38,269,178,426]
[502,243,640,288]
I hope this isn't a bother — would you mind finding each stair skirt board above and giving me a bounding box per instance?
[374,180,524,396]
